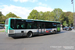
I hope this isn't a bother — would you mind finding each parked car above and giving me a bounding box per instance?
[0,26,4,29]
[63,27,68,30]
[63,27,72,31]
[71,27,74,29]
[66,27,72,31]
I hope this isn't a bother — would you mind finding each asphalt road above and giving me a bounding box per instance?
[0,30,75,50]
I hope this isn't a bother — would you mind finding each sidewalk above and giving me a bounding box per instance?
[72,29,75,32]
[0,29,5,31]
[0,29,5,32]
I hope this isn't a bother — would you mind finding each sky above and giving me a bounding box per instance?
[0,0,75,19]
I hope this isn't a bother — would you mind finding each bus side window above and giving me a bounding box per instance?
[33,23,37,29]
[16,24,19,29]
[27,23,33,29]
[38,24,41,29]
[18,24,22,29]
[21,24,25,29]
[16,23,25,29]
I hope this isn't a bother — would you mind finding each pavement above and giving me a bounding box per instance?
[72,29,75,32]
[0,30,75,50]
[0,29,5,31]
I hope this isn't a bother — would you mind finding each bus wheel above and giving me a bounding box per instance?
[27,32,33,38]
[53,31,57,34]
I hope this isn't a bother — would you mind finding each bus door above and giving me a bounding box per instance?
[38,23,45,34]
[41,23,45,33]
[57,23,60,32]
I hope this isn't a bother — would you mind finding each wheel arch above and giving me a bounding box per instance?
[27,31,33,34]
[26,31,33,37]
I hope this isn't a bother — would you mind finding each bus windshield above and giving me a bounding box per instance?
[5,19,8,25]
[10,19,26,29]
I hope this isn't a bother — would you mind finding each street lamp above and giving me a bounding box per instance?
[71,0,75,29]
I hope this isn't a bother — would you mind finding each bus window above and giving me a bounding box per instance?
[52,23,57,28]
[45,23,52,28]
[17,23,22,29]
[41,23,45,28]
[11,19,26,29]
[26,22,37,29]
[38,23,41,29]
[16,22,26,29]
[10,19,15,29]
[57,23,60,27]
[33,22,37,29]
[27,23,33,29]
[37,22,45,29]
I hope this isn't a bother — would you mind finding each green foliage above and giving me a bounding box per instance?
[0,12,21,24]
[6,12,21,19]
[6,12,17,18]
[49,12,55,21]
[16,16,22,18]
[28,8,74,26]
[28,9,39,19]
[0,11,5,23]
[39,11,44,20]
[68,13,73,26]
[59,12,65,22]
[28,8,63,21]
[0,11,3,16]
[0,22,5,24]
[28,10,55,21]
[0,8,74,27]
[52,8,63,21]
[63,21,67,26]
[43,11,51,20]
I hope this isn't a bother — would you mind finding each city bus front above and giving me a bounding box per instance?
[5,19,9,33]
[5,18,27,37]
[5,18,15,37]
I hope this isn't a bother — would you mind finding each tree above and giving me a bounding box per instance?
[0,12,2,22]
[27,8,74,27]
[68,13,73,26]
[63,21,67,26]
[39,11,44,20]
[0,11,5,24]
[16,16,22,18]
[52,8,63,21]
[41,11,51,20]
[28,9,39,19]
[59,12,66,23]
[0,11,3,22]
[45,11,51,20]
[6,12,21,19]
[49,12,55,21]
[65,12,72,26]
[0,12,21,24]
[0,11,3,16]
[6,12,17,18]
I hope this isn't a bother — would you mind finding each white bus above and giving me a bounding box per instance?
[5,18,61,38]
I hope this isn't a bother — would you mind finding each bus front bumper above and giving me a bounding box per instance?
[8,33,27,37]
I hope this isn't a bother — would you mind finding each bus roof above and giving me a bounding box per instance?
[8,18,60,23]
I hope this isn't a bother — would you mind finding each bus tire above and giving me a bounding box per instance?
[53,30,57,34]
[27,32,33,38]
